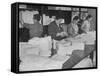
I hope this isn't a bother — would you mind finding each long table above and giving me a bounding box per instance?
[62,44,96,69]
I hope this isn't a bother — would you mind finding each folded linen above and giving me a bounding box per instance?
[19,36,52,61]
[57,41,84,55]
[19,54,50,71]
[19,42,40,60]
[19,54,70,71]
[28,36,52,57]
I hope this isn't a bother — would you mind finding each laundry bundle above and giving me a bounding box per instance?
[81,31,96,45]
[19,36,52,61]
[28,36,52,57]
[19,54,50,71]
[20,10,39,24]
[56,40,84,55]
[74,31,96,45]
[19,42,40,61]
[19,54,69,71]
[39,36,52,57]
[43,14,51,25]
[66,31,96,45]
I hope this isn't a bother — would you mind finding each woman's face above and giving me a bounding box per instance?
[73,19,79,24]
[89,17,93,21]
[76,19,79,23]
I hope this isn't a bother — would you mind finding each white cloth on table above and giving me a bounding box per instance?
[19,36,52,61]
[39,37,52,57]
[73,57,93,68]
[51,54,70,62]
[72,42,85,50]
[57,40,84,55]
[28,36,52,57]
[75,31,96,45]
[19,42,40,60]
[19,54,50,71]
[19,54,70,71]
[20,54,93,71]
[28,37,40,46]
[82,31,95,45]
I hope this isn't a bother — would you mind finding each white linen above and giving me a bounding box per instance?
[57,40,84,55]
[73,57,93,68]
[39,36,52,57]
[20,54,93,71]
[19,54,50,71]
[19,42,40,60]
[19,54,70,71]
[20,36,52,58]
[21,10,39,24]
[69,31,96,45]
[51,54,70,62]
[43,14,51,25]
[28,37,40,46]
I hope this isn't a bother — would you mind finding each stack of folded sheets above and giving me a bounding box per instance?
[56,40,85,55]
[66,31,96,45]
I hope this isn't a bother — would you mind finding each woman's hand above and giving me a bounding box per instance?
[56,32,68,37]
[56,32,62,36]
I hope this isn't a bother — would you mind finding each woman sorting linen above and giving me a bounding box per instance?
[48,15,68,40]
[67,16,79,37]
[20,13,43,39]
[81,14,93,33]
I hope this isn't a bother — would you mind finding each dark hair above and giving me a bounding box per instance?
[73,16,79,21]
[55,11,63,20]
[33,14,41,21]
[55,15,63,20]
[86,14,92,20]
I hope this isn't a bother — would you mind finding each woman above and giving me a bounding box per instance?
[81,15,93,33]
[68,16,79,37]
[20,13,43,39]
[48,16,67,40]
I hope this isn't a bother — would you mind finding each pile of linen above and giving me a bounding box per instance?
[56,40,85,55]
[67,31,96,45]
[20,10,40,24]
[19,36,52,59]
[19,54,70,71]
[19,36,70,71]
[28,36,52,57]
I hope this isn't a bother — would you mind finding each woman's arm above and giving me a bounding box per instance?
[81,21,88,33]
[68,24,76,37]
